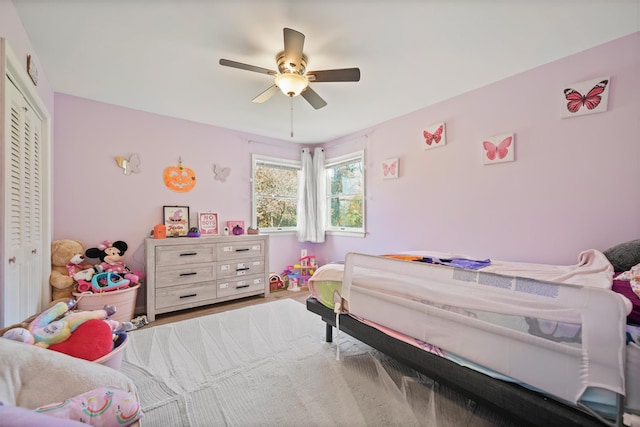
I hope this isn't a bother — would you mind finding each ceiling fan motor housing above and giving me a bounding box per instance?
[277,51,307,75]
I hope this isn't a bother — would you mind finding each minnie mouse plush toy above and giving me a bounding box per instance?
[85,240,141,285]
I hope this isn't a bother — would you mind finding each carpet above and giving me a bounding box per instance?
[122,298,520,426]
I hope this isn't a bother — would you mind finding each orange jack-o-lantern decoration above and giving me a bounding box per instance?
[164,160,196,192]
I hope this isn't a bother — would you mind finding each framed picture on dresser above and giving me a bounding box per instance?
[198,211,219,235]
[163,205,189,237]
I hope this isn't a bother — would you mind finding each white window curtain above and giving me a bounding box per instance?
[296,148,326,243]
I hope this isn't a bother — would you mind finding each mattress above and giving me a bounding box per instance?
[308,250,640,421]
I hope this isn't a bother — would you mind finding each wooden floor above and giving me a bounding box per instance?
[147,288,310,328]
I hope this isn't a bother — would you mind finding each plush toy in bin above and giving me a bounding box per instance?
[84,240,143,287]
[50,240,96,305]
[0,300,132,362]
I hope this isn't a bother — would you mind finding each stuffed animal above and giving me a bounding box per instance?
[0,300,133,361]
[27,300,116,348]
[85,240,140,285]
[50,240,94,305]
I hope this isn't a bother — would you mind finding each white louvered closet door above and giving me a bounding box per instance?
[2,75,44,327]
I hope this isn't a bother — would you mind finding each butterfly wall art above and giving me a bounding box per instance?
[482,133,515,165]
[213,164,231,182]
[382,158,399,179]
[114,153,141,175]
[561,76,610,118]
[422,122,447,150]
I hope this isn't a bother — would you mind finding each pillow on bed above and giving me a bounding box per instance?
[604,239,640,272]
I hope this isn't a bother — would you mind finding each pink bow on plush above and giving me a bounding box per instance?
[97,240,112,251]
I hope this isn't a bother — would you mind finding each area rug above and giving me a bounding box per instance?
[121,299,519,426]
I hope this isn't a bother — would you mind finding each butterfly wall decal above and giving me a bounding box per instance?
[114,153,141,175]
[213,164,231,182]
[382,158,399,179]
[561,76,610,118]
[482,134,514,165]
[422,122,446,150]
[564,79,608,113]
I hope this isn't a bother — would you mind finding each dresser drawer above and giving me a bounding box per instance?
[155,281,217,309]
[217,275,265,298]
[156,263,216,288]
[217,257,265,279]
[217,240,265,260]
[155,244,216,266]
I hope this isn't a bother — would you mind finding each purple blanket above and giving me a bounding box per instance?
[613,278,640,325]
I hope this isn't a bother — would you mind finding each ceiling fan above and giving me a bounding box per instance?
[219,28,360,110]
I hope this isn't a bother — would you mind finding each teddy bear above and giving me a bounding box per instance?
[50,239,95,305]
[85,240,140,285]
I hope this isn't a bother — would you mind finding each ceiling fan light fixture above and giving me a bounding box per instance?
[275,73,308,97]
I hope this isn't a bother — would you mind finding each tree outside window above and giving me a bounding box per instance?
[326,151,364,233]
[252,156,299,231]
[252,151,365,236]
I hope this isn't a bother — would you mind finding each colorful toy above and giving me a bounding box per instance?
[85,240,141,286]
[27,300,116,348]
[90,272,131,293]
[1,299,133,361]
[269,273,285,292]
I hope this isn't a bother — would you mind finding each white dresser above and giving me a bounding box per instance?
[144,235,269,322]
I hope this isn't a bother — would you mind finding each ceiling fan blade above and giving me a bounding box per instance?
[283,28,305,69]
[252,85,279,104]
[307,68,361,82]
[301,86,327,110]
[219,59,276,76]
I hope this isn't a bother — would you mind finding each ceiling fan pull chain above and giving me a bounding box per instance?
[290,95,294,138]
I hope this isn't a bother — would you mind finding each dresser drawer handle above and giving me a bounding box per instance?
[235,248,249,252]
[179,293,197,299]
[180,272,197,277]
[236,267,250,272]
[180,252,198,256]
[236,284,250,289]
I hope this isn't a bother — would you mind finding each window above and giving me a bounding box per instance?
[325,150,365,236]
[251,154,300,233]
[251,150,365,237]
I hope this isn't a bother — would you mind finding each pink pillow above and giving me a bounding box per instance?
[34,386,142,426]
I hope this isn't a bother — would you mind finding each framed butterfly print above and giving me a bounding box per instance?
[382,158,399,179]
[423,122,446,150]
[198,211,219,235]
[561,76,610,118]
[482,133,514,165]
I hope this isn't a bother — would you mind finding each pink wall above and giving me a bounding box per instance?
[53,96,304,273]
[316,32,640,265]
[54,33,639,276]
[0,1,54,114]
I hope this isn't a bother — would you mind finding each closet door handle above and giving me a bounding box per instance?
[8,257,16,264]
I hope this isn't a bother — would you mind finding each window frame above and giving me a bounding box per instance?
[324,150,366,238]
[251,154,301,235]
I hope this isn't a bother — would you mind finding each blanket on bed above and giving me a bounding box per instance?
[311,249,614,289]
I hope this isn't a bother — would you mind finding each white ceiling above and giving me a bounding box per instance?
[13,0,640,144]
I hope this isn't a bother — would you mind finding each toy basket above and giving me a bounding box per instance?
[73,285,139,324]
[94,333,128,370]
